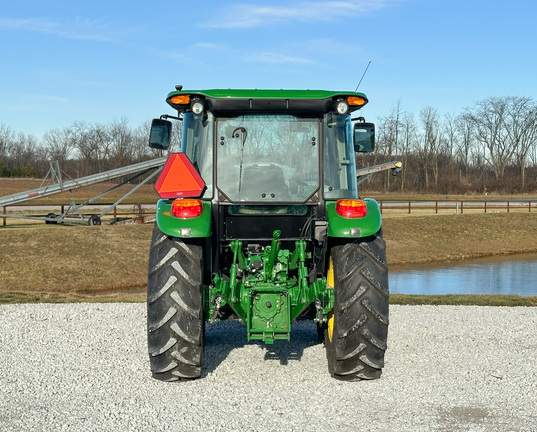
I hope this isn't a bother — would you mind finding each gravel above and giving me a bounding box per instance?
[0,304,536,431]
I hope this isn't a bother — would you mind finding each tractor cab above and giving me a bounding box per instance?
[150,88,376,242]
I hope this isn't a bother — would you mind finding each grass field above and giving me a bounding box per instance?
[1,213,537,305]
[0,177,159,204]
[384,212,537,265]
[1,179,537,305]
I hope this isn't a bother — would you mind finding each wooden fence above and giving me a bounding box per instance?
[2,202,155,226]
[377,199,537,214]
[3,199,537,225]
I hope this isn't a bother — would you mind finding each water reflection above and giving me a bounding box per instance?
[389,253,537,296]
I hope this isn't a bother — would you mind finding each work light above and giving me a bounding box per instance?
[336,100,349,114]
[191,100,204,115]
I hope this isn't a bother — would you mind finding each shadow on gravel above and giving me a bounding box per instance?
[203,320,320,376]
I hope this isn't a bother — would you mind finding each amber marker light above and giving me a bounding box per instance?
[336,199,368,218]
[347,96,366,106]
[170,95,190,105]
[171,199,203,218]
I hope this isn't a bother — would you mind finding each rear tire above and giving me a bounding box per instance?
[325,234,389,380]
[147,224,204,381]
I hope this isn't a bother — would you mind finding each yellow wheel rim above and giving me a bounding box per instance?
[327,311,334,342]
[327,257,334,342]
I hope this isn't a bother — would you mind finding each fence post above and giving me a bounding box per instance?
[484,200,487,213]
[461,201,464,214]
[507,201,510,213]
[2,206,6,226]
[435,200,438,214]
[408,200,411,214]
[379,200,383,214]
[530,200,532,213]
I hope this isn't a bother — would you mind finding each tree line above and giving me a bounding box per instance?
[0,118,173,180]
[362,96,537,194]
[1,96,537,194]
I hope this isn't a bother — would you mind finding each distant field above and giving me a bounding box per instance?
[1,212,537,305]
[4,177,537,204]
[2,178,537,305]
[384,212,537,265]
[0,177,159,204]
[0,224,153,298]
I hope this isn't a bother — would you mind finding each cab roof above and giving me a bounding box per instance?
[166,88,369,115]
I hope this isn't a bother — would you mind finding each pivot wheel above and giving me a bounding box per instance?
[147,224,204,381]
[325,234,389,380]
[45,213,58,225]
[88,215,101,226]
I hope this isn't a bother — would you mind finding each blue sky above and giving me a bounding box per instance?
[1,0,536,138]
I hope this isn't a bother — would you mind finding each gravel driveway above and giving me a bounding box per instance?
[1,304,536,431]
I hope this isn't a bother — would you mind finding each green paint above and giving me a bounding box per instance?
[167,88,368,102]
[325,198,382,238]
[207,231,334,344]
[166,88,369,115]
[155,200,211,238]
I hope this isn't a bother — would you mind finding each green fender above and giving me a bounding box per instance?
[325,198,381,238]
[156,199,212,238]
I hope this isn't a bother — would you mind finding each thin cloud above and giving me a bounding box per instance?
[294,38,363,55]
[36,69,109,88]
[247,52,315,65]
[203,0,399,28]
[193,42,228,50]
[0,93,69,112]
[0,17,132,42]
[150,48,187,62]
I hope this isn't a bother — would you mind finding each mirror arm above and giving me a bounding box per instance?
[160,114,183,121]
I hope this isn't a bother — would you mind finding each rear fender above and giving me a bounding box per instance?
[156,199,211,238]
[325,198,381,238]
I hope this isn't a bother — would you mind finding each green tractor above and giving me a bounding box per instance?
[147,87,398,382]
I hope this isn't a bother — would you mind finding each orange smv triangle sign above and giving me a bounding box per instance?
[154,153,206,198]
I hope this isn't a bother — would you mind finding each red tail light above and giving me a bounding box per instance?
[171,199,203,218]
[336,199,367,218]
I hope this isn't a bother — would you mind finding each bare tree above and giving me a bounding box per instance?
[465,97,516,180]
[107,118,135,167]
[380,100,403,190]
[43,127,74,169]
[454,114,474,179]
[508,97,537,189]
[0,125,40,177]
[70,121,110,175]
[399,112,417,191]
[10,132,40,177]
[417,106,441,190]
[0,124,15,175]
[442,113,457,161]
[132,121,154,161]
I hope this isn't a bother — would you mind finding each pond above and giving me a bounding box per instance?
[389,253,537,296]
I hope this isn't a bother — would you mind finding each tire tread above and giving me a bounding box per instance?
[325,234,389,380]
[147,224,204,381]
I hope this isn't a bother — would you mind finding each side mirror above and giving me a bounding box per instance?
[149,119,172,150]
[353,122,375,153]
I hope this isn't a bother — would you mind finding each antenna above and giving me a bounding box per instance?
[354,61,371,92]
